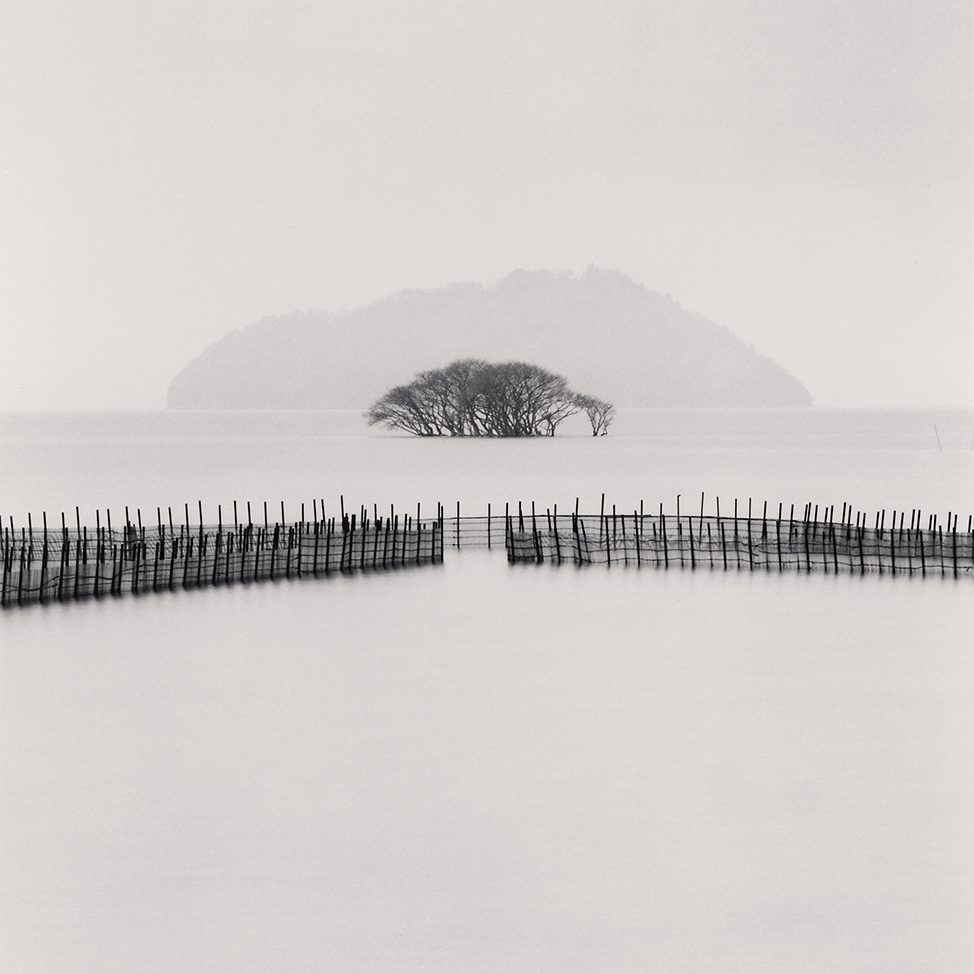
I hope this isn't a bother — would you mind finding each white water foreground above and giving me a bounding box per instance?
[1,408,972,973]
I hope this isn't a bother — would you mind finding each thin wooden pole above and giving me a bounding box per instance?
[579,518,591,564]
[17,542,25,606]
[39,514,49,603]
[804,515,811,572]
[212,527,222,586]
[2,539,11,607]
[110,542,119,596]
[169,532,178,589]
[57,518,68,601]
[554,505,562,564]
[747,510,754,572]
[224,529,232,586]
[660,505,668,568]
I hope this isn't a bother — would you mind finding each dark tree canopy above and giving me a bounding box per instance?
[366,359,614,436]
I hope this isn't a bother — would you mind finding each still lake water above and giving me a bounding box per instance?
[1,408,972,973]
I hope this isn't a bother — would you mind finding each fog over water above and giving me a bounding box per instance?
[4,0,970,964]
[1,409,972,973]
[2,1,971,411]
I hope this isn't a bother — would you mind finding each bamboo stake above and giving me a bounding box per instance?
[579,518,591,564]
[634,512,641,567]
[661,505,668,568]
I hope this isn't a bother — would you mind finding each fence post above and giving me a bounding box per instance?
[130,533,140,595]
[506,514,513,563]
[952,519,958,578]
[224,532,232,586]
[111,543,119,596]
[2,539,10,606]
[37,511,49,605]
[312,519,320,576]
[17,543,25,605]
[195,530,204,588]
[579,518,591,564]
[169,534,177,589]
[660,507,668,568]
[90,531,98,598]
[57,526,68,601]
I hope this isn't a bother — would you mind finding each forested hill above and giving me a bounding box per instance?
[166,268,813,409]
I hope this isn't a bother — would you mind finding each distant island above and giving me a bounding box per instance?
[166,267,813,410]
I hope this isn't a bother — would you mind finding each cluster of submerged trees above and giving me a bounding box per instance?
[366,359,615,436]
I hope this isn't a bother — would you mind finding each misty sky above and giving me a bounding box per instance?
[1,0,971,411]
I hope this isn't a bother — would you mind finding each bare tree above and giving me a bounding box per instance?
[366,360,614,437]
[574,394,615,435]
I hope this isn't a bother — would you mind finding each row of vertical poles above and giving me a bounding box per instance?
[4,498,971,555]
[502,496,974,578]
[0,499,445,607]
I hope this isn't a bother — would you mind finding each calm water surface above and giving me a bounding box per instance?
[1,409,972,973]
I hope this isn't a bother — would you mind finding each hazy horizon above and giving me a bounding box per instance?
[2,0,971,412]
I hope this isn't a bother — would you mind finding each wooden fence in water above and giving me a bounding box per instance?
[1,502,444,608]
[3,496,971,608]
[502,501,974,578]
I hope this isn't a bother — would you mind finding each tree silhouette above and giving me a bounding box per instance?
[575,394,616,436]
[366,359,614,437]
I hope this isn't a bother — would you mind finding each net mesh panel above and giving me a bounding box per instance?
[504,513,973,576]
